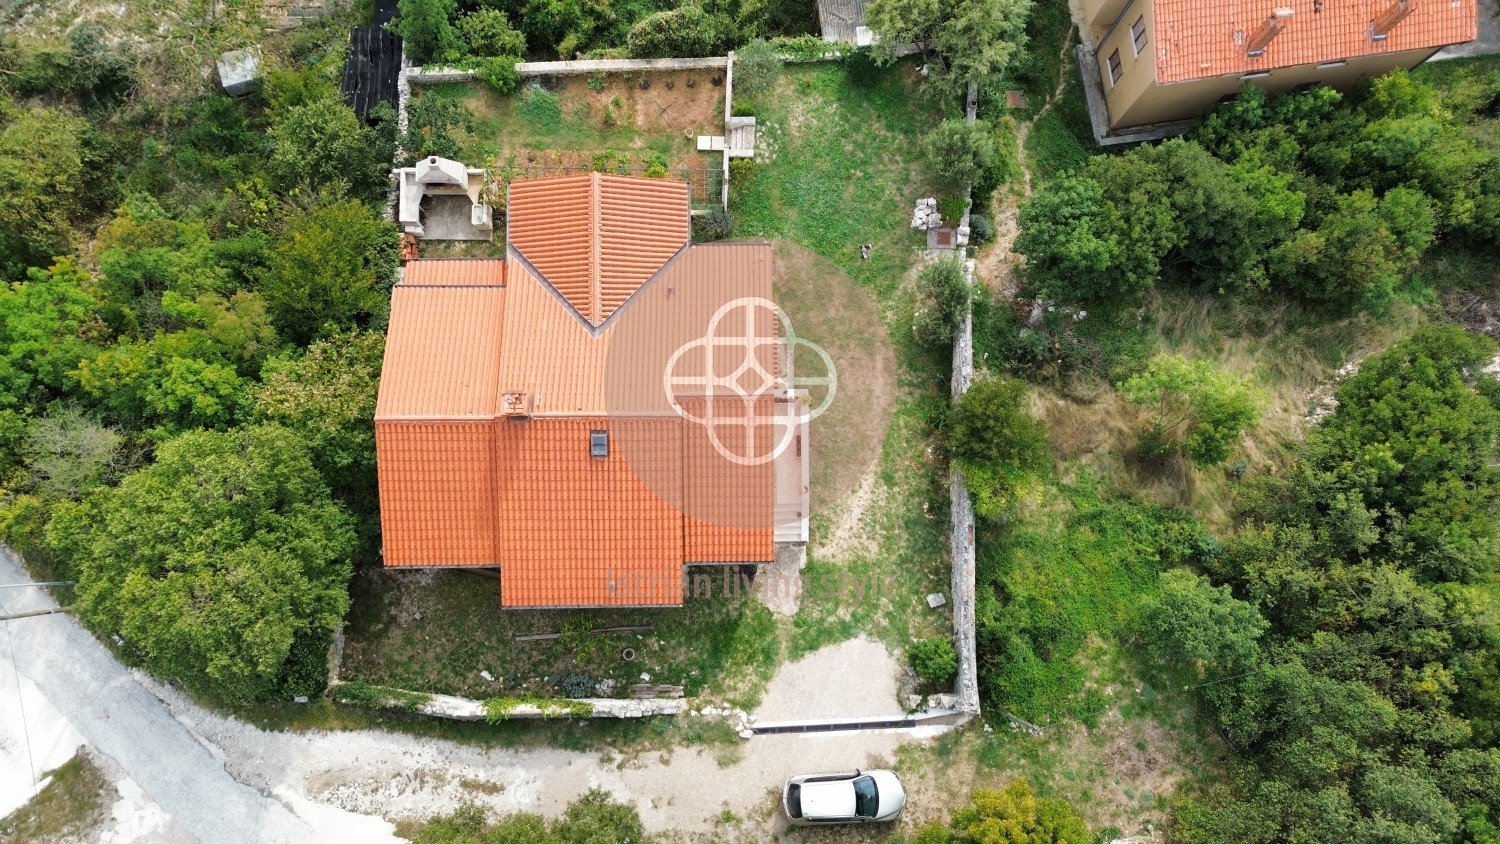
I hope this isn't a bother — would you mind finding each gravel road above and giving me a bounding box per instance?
[2,547,944,841]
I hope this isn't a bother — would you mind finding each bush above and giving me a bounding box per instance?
[559,674,594,698]
[924,118,999,191]
[627,7,736,59]
[969,213,994,246]
[456,9,526,58]
[1120,354,1261,465]
[693,206,731,242]
[910,636,958,687]
[518,86,563,132]
[912,258,970,348]
[948,376,1049,517]
[729,158,756,189]
[479,57,520,95]
[731,101,755,117]
[733,39,783,101]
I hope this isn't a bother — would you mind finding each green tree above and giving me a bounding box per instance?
[257,197,398,345]
[402,94,474,163]
[46,426,355,704]
[1121,354,1260,465]
[254,330,384,494]
[266,97,383,194]
[0,106,85,278]
[912,257,970,348]
[0,260,101,409]
[1145,568,1268,675]
[457,8,527,57]
[924,118,998,191]
[394,0,462,63]
[626,6,736,59]
[866,0,1031,96]
[1270,187,1434,310]
[948,375,1048,518]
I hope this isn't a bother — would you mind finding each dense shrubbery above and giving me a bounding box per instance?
[912,258,971,348]
[410,792,648,844]
[1121,354,1261,465]
[912,779,1090,844]
[1153,326,1500,843]
[0,38,401,704]
[947,375,1048,520]
[909,636,959,687]
[1017,74,1499,309]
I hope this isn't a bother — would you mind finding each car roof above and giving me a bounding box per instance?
[799,781,857,819]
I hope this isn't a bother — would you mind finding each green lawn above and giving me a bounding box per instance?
[731,60,957,659]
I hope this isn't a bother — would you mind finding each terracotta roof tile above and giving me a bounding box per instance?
[507,173,689,326]
[375,181,779,607]
[375,265,506,419]
[402,258,508,287]
[496,418,684,607]
[376,421,495,566]
[1154,0,1476,84]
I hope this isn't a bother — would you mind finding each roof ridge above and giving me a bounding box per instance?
[589,171,603,325]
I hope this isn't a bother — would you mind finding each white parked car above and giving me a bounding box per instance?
[782,769,906,826]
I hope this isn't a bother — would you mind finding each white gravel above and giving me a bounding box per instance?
[4,549,940,840]
[752,635,905,722]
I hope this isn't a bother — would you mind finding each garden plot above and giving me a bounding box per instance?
[414,69,727,205]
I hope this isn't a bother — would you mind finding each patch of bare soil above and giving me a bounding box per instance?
[1443,287,1500,338]
[772,241,899,521]
[815,467,886,563]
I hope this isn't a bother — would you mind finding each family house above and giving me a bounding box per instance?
[374,173,809,608]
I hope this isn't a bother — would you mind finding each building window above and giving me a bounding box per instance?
[1316,60,1348,69]
[1293,81,1321,93]
[1107,49,1123,86]
[589,429,609,458]
[1131,17,1148,55]
[1216,92,1241,105]
[1241,71,1271,80]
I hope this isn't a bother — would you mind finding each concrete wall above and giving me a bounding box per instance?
[1082,0,1134,39]
[1109,45,1441,127]
[1097,0,1155,125]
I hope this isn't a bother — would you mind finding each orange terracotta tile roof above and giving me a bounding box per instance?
[374,177,778,607]
[1154,0,1477,84]
[375,260,506,419]
[507,173,690,327]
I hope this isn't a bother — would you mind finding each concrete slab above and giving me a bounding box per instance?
[1433,0,1499,59]
[421,195,493,241]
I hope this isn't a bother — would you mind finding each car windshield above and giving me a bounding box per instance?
[853,776,878,818]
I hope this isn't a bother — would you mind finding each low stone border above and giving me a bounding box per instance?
[407,56,730,86]
[330,681,684,720]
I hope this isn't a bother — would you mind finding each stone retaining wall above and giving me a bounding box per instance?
[407,56,730,86]
[337,683,684,720]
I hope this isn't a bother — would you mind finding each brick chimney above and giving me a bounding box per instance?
[1371,0,1415,39]
[1246,7,1295,57]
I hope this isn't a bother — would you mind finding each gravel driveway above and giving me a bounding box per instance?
[2,548,943,841]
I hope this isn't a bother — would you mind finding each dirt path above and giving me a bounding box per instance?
[974,31,1079,300]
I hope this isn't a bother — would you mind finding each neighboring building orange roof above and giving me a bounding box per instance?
[507,173,690,327]
[374,177,781,608]
[1154,0,1477,84]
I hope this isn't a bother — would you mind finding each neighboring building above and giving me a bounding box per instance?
[818,0,872,45]
[1081,0,1477,131]
[375,173,809,608]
